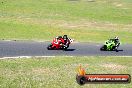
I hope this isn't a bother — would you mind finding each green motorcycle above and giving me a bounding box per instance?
[100,39,120,51]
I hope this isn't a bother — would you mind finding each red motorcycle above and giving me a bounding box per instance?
[47,37,73,50]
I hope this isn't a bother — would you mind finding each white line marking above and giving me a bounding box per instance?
[0,55,132,59]
[35,56,56,58]
[109,56,132,57]
[83,56,132,57]
[0,56,75,59]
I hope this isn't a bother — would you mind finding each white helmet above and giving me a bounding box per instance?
[115,36,119,39]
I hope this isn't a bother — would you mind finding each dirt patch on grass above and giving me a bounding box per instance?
[59,20,132,31]
[113,2,130,10]
[63,63,89,74]
[114,3,123,7]
[1,17,132,31]
[31,67,57,75]
[101,63,127,70]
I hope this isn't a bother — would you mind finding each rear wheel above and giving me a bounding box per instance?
[63,44,69,51]
[63,45,68,51]
[112,46,118,52]
[112,46,115,50]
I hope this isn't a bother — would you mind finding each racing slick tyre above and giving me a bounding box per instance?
[112,46,116,51]
[112,46,118,52]
[63,44,69,51]
[47,44,53,50]
[100,45,107,51]
[115,46,119,52]
[63,46,68,51]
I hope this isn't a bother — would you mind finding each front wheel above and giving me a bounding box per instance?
[100,45,107,51]
[47,44,52,50]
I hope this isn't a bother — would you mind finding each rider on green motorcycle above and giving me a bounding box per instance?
[100,36,120,51]
[114,36,120,48]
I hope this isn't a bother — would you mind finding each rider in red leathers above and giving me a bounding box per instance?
[47,35,73,50]
[62,35,70,47]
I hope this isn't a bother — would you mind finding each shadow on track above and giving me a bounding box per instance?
[65,49,76,51]
[116,49,123,52]
[100,49,123,52]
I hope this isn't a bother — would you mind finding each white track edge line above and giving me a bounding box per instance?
[0,56,74,59]
[0,56,132,59]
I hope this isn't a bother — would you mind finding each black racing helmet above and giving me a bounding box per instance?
[63,35,68,40]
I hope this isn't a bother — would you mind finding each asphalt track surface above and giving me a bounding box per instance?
[0,41,132,57]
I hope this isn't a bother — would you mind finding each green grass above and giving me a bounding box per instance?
[0,0,132,43]
[0,56,132,88]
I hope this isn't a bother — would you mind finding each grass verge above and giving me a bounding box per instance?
[0,56,132,88]
[0,0,132,43]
